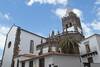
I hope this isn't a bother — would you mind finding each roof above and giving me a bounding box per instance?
[21,52,80,62]
[80,34,100,42]
[14,54,36,58]
[21,28,46,39]
[12,24,46,39]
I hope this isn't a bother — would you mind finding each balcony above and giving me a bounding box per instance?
[81,51,98,58]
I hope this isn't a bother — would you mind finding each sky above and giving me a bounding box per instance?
[0,0,100,59]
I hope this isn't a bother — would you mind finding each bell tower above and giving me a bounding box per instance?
[62,10,83,34]
[61,10,84,41]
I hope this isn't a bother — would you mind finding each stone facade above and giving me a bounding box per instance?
[62,11,84,42]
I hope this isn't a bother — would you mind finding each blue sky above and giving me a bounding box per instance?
[0,0,100,59]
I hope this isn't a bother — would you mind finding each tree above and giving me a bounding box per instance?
[59,36,79,54]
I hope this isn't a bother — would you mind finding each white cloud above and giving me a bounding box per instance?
[0,34,6,49]
[81,22,93,37]
[54,8,94,37]
[26,0,68,6]
[54,8,67,18]
[91,20,100,30]
[0,26,10,49]
[95,0,100,4]
[96,8,100,20]
[4,14,10,21]
[54,8,82,18]
[0,12,11,21]
[72,8,82,18]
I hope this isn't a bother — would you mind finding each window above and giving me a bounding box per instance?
[17,60,19,67]
[30,40,34,53]
[39,47,43,55]
[11,60,15,67]
[84,63,90,67]
[85,44,90,53]
[69,23,72,27]
[66,24,68,28]
[84,41,90,53]
[29,61,33,67]
[39,58,45,67]
[49,65,51,67]
[88,57,93,63]
[54,65,58,67]
[22,62,25,67]
[8,41,11,48]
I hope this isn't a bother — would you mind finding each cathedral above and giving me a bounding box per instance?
[1,10,100,67]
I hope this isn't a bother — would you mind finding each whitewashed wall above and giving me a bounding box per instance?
[14,29,46,67]
[20,59,39,67]
[91,63,100,67]
[19,30,46,55]
[53,55,81,67]
[43,47,49,53]
[15,55,81,67]
[45,55,81,67]
[79,35,100,63]
[2,26,18,67]
[45,56,54,67]
[43,47,56,54]
[2,26,46,67]
[96,35,100,54]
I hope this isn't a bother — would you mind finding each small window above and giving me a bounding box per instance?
[88,57,93,63]
[8,41,11,48]
[17,60,19,67]
[66,24,68,28]
[22,62,25,67]
[69,23,72,27]
[39,58,45,67]
[39,48,43,55]
[49,64,51,67]
[85,44,90,53]
[54,65,58,67]
[29,61,33,67]
[84,41,90,53]
[30,40,34,53]
[84,63,90,67]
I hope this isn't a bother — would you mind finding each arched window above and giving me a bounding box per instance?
[8,41,11,48]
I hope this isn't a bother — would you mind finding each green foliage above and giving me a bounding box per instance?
[59,36,79,54]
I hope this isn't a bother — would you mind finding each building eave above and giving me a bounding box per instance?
[14,24,46,39]
[20,52,80,62]
[80,34,100,43]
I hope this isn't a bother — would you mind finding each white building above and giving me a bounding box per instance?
[1,25,82,67]
[2,10,100,67]
[1,25,46,67]
[1,11,84,67]
[79,34,100,67]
